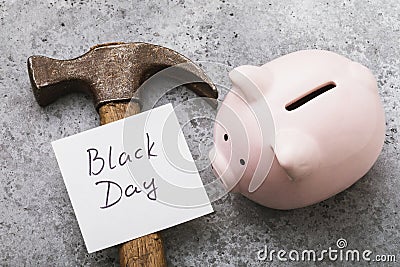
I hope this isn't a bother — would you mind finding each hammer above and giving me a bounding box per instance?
[27,42,218,267]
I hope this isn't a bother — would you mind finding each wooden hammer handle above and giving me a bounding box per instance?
[99,102,167,267]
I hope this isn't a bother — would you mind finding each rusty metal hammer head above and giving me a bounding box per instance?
[27,42,218,110]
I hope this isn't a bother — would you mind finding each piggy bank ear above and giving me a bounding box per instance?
[274,130,320,181]
[229,65,272,103]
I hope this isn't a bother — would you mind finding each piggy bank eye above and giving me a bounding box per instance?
[224,134,229,141]
[240,159,245,165]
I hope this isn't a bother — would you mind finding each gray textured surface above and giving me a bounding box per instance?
[1,0,399,266]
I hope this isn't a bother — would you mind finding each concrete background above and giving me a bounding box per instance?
[1,0,399,266]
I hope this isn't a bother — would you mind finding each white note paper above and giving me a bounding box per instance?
[52,104,213,253]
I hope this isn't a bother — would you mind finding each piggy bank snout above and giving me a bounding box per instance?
[208,146,240,191]
[208,146,216,163]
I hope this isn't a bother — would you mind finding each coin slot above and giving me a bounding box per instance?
[285,82,336,111]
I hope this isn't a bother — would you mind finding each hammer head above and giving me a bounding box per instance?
[27,42,218,110]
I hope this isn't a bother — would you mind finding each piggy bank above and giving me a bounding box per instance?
[209,50,385,209]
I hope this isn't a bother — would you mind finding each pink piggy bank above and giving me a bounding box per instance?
[209,50,385,209]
